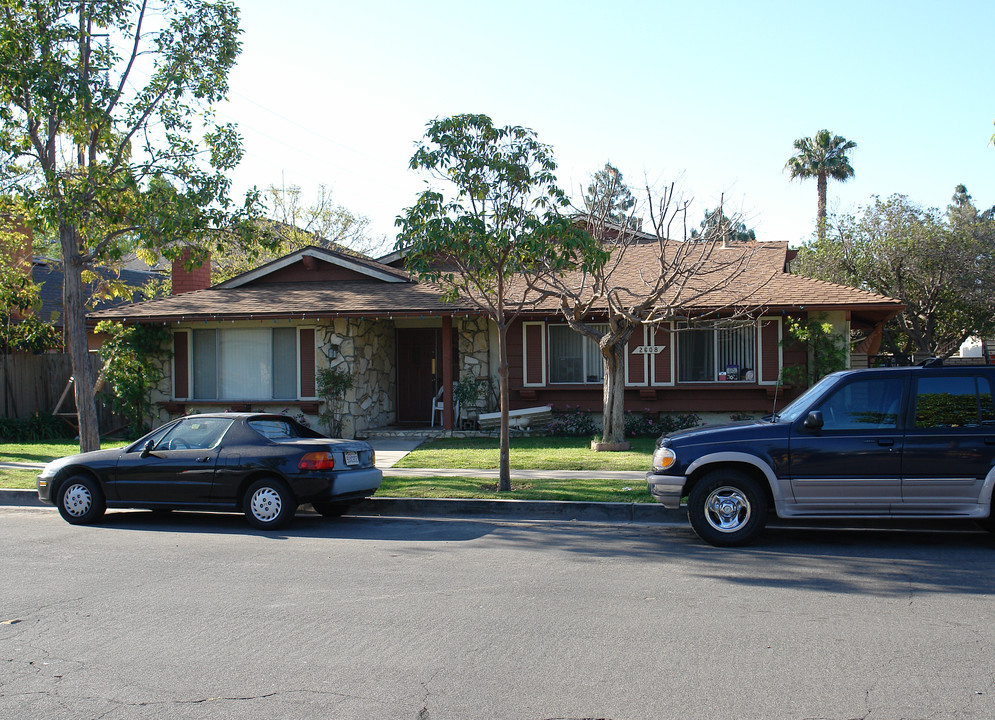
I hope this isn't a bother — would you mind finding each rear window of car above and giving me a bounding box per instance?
[248,419,307,440]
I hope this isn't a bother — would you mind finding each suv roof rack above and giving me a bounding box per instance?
[917,357,944,368]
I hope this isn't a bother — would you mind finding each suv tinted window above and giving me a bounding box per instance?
[914,375,995,429]
[816,376,903,430]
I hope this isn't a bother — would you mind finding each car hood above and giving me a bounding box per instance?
[39,446,125,476]
[660,419,786,447]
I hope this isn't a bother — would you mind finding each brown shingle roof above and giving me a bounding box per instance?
[89,240,903,324]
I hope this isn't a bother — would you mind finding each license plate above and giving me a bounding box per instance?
[344,451,359,466]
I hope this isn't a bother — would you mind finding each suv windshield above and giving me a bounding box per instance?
[771,372,842,423]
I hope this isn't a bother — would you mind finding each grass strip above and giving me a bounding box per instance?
[394,436,655,471]
[378,474,654,503]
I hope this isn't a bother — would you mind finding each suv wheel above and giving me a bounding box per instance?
[688,470,768,547]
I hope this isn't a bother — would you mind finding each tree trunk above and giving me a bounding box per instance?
[817,172,828,242]
[600,330,632,446]
[60,223,100,453]
[496,322,511,492]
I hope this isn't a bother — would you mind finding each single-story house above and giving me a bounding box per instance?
[88,240,904,437]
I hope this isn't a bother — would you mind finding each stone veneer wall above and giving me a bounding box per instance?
[455,316,494,422]
[320,318,395,438]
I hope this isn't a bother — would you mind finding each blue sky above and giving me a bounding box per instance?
[219,0,995,252]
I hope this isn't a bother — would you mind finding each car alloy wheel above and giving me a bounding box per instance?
[63,482,93,518]
[704,486,752,533]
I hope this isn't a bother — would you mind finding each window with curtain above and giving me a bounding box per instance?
[191,328,300,400]
[548,324,607,384]
[677,322,756,383]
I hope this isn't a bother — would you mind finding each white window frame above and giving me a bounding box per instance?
[649,321,676,387]
[676,321,758,384]
[547,322,607,385]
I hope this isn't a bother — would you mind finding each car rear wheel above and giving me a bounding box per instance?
[57,475,106,525]
[244,478,296,530]
[688,470,768,547]
[312,501,350,518]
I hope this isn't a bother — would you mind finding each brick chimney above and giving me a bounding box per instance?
[171,248,212,294]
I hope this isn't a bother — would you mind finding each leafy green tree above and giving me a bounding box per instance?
[396,114,606,491]
[785,130,857,241]
[780,317,848,387]
[94,321,172,437]
[0,0,264,452]
[690,208,756,242]
[211,183,384,282]
[583,162,641,230]
[793,191,995,360]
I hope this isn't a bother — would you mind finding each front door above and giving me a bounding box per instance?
[396,328,441,423]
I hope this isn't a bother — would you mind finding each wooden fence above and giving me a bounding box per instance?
[0,353,121,428]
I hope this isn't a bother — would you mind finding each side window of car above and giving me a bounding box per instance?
[816,377,904,430]
[914,375,992,429]
[158,418,233,450]
[248,419,300,440]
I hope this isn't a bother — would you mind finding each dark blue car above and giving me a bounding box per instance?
[647,364,995,546]
[37,413,382,530]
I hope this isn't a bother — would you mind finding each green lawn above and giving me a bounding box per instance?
[394,436,656,471]
[379,474,654,503]
[0,439,128,490]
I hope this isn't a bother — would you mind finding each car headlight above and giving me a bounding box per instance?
[652,446,677,472]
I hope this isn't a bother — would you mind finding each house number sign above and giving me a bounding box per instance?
[632,345,666,355]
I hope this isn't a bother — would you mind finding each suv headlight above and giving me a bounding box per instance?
[652,446,677,472]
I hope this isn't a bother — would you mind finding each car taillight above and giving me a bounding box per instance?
[298,452,335,470]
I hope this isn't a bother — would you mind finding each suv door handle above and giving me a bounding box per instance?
[985,437,995,445]
[876,438,895,447]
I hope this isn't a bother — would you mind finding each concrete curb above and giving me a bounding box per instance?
[0,488,686,524]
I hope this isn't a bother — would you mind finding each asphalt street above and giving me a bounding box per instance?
[2,507,994,720]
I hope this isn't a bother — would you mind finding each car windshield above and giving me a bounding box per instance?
[770,373,842,423]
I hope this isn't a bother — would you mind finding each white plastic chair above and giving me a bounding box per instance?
[430,384,460,427]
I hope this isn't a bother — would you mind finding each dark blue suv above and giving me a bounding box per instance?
[646,364,995,546]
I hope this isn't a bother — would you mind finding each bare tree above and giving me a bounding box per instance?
[544,176,775,448]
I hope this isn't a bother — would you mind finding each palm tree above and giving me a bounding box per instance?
[785,130,856,241]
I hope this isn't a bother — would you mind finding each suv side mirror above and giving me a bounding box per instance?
[803,410,824,430]
[141,439,155,458]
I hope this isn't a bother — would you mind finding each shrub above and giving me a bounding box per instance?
[624,410,701,438]
[0,413,75,442]
[546,408,598,437]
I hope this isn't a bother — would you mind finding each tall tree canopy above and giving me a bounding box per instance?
[690,207,756,242]
[793,189,995,360]
[583,162,640,230]
[0,0,263,451]
[785,130,857,242]
[396,114,605,490]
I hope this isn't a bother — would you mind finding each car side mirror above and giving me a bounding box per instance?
[803,410,824,430]
[141,440,155,458]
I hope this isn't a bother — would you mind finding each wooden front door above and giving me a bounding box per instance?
[396,328,441,423]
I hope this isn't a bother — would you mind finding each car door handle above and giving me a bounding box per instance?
[196,456,213,463]
[876,438,895,447]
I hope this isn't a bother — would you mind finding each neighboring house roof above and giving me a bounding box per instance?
[31,256,166,326]
[88,240,903,326]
